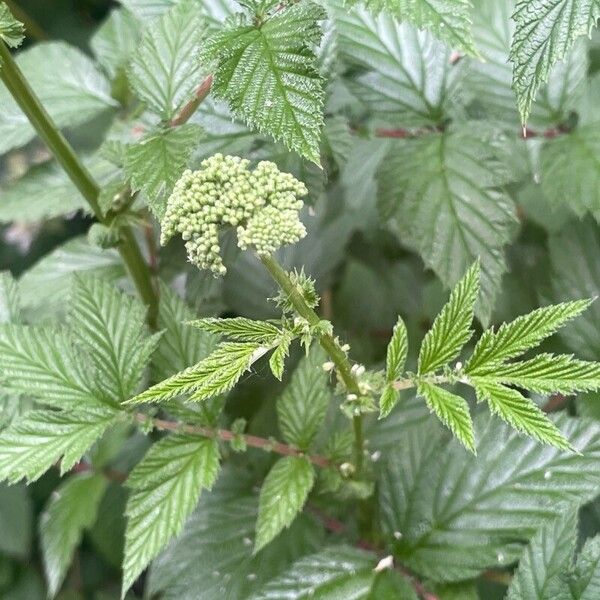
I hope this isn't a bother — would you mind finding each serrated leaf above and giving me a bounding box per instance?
[147,488,324,599]
[124,124,202,218]
[40,473,108,598]
[269,331,293,381]
[122,435,220,597]
[0,42,117,155]
[417,382,475,453]
[188,317,283,343]
[466,300,592,373]
[277,345,330,449]
[507,509,577,600]
[572,537,600,599]
[473,380,571,450]
[0,325,108,409]
[378,129,516,324]
[346,0,477,55]
[540,124,600,217]
[510,0,600,123]
[386,316,408,382]
[332,2,464,126]
[0,2,24,48]
[379,384,401,419]
[19,236,125,321]
[476,353,600,394]
[418,261,479,374]
[129,341,268,404]
[255,456,315,552]
[129,0,206,120]
[252,545,377,598]
[0,407,117,483]
[69,276,159,403]
[91,7,141,80]
[0,271,20,324]
[379,413,600,582]
[202,1,326,164]
[154,282,218,380]
[468,0,588,128]
[0,156,117,224]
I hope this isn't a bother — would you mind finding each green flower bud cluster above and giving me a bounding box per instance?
[161,154,308,275]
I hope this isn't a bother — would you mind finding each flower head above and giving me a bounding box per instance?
[161,154,308,275]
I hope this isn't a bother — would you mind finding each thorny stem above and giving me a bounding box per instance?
[0,41,159,327]
[133,413,332,468]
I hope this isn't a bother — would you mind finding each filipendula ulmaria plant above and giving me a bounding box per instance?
[5,0,600,598]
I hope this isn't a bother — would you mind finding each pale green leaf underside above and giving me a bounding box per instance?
[122,435,219,597]
[188,317,283,343]
[255,456,315,552]
[346,0,477,55]
[0,2,24,48]
[40,473,108,598]
[0,42,116,156]
[202,1,326,164]
[386,316,408,382]
[0,407,117,483]
[510,0,600,123]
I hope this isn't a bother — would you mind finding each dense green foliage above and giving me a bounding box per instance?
[2,0,600,598]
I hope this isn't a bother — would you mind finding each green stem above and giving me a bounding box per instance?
[0,41,158,327]
[259,254,365,472]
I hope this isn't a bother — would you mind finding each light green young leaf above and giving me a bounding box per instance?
[378,130,516,324]
[0,157,116,224]
[129,341,268,404]
[124,124,202,218]
[128,0,206,120]
[466,300,592,373]
[269,331,293,381]
[91,7,141,80]
[188,317,283,343]
[122,435,219,597]
[0,2,24,48]
[346,0,477,55]
[473,380,571,451]
[418,261,479,375]
[386,316,408,382]
[0,271,20,324]
[332,3,463,127]
[0,407,117,483]
[478,353,600,394]
[40,473,108,598]
[19,236,124,320]
[379,413,600,582]
[202,1,326,164]
[0,325,107,409]
[540,124,600,217]
[252,545,377,598]
[277,345,330,449]
[379,384,401,419]
[255,456,315,552]
[154,282,218,380]
[510,0,600,123]
[0,42,117,155]
[69,276,159,403]
[507,509,578,600]
[418,382,475,453]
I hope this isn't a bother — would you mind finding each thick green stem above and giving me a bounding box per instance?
[0,41,158,327]
[259,254,365,473]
